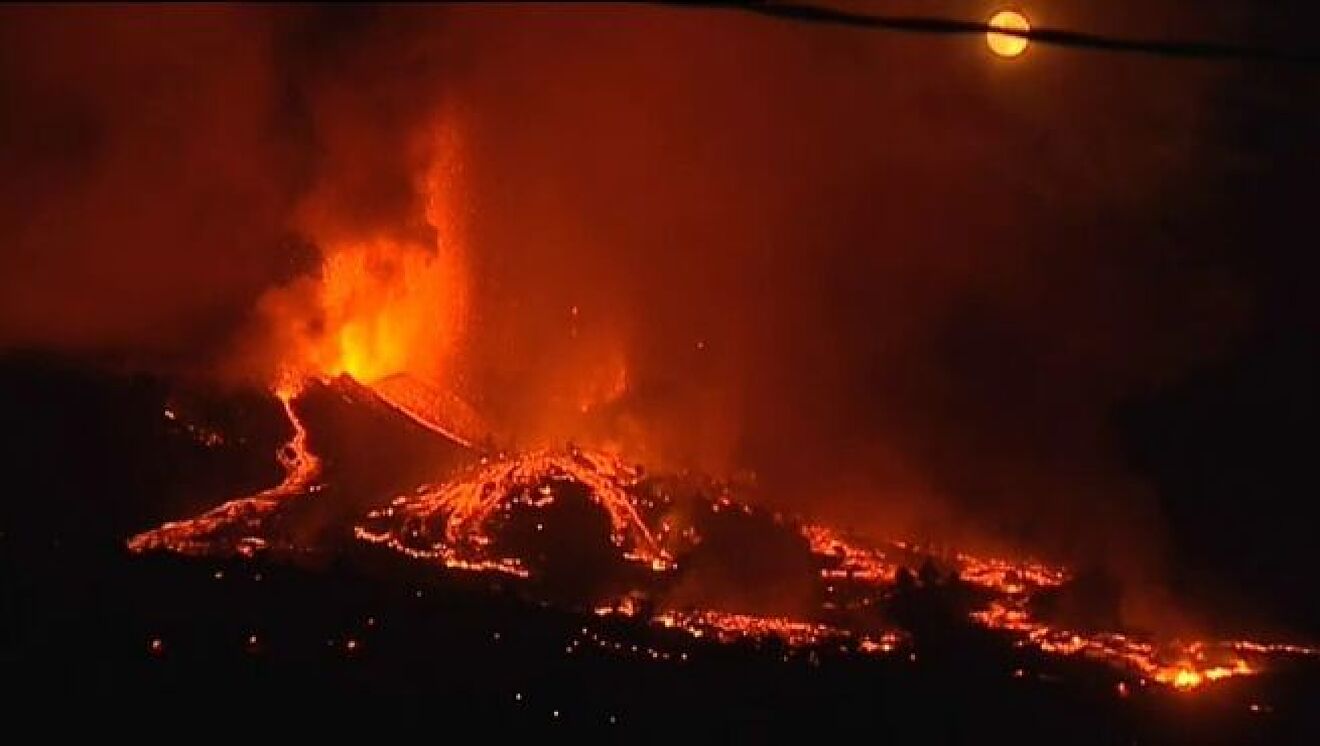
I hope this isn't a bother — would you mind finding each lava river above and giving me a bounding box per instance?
[127,375,1319,693]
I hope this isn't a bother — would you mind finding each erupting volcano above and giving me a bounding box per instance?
[126,363,1319,694]
[8,3,1320,739]
[119,80,1317,698]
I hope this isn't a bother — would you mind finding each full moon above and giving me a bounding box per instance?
[986,10,1030,58]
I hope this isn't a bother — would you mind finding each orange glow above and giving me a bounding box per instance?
[955,550,1068,594]
[573,349,629,415]
[356,446,673,575]
[801,524,900,584]
[251,121,469,401]
[127,380,320,556]
[587,598,905,653]
[651,609,904,653]
[987,10,1031,58]
[312,237,465,385]
[131,419,1320,687]
[968,599,1296,691]
[364,373,487,448]
[130,372,1317,690]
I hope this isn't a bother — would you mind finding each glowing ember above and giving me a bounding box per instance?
[163,407,226,447]
[596,596,641,618]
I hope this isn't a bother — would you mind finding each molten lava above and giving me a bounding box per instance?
[255,232,467,396]
[651,609,903,654]
[128,398,1319,687]
[311,238,466,386]
[127,375,321,556]
[356,447,672,576]
[787,524,1318,689]
[801,523,900,584]
[248,120,471,430]
[971,601,1272,690]
[367,373,487,449]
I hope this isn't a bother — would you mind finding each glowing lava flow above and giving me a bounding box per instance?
[589,596,906,655]
[652,609,904,654]
[355,447,672,577]
[801,524,901,584]
[127,377,321,557]
[367,373,486,448]
[127,394,1318,687]
[354,449,915,655]
[961,562,1320,690]
[796,525,1320,689]
[955,551,1069,594]
[973,601,1269,689]
[957,552,1320,690]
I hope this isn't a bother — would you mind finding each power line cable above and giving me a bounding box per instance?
[658,1,1320,66]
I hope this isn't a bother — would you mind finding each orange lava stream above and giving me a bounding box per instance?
[955,552,1069,594]
[355,447,672,575]
[366,373,487,449]
[972,598,1320,690]
[127,377,321,556]
[591,598,905,654]
[652,609,904,653]
[953,552,1319,690]
[799,526,1318,690]
[126,395,1318,686]
[973,601,1256,689]
[801,524,901,584]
